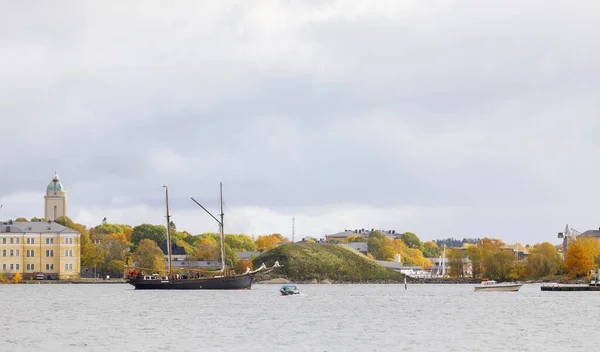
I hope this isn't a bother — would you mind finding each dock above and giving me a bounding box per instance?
[541,284,600,291]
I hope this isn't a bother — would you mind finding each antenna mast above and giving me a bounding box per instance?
[163,185,173,278]
[292,216,295,243]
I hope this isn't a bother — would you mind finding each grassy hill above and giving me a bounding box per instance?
[252,243,403,283]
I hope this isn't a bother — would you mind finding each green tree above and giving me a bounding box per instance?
[484,250,515,280]
[225,234,256,252]
[131,224,167,247]
[398,232,423,251]
[14,217,28,222]
[422,241,441,258]
[367,230,386,258]
[30,217,43,222]
[525,242,562,279]
[133,239,165,271]
[466,246,483,278]
[222,243,238,268]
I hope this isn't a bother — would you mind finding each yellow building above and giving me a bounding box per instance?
[0,174,81,279]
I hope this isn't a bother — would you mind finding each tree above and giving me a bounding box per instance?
[484,250,516,280]
[30,217,43,222]
[13,271,22,283]
[447,248,466,278]
[346,235,367,243]
[222,243,238,268]
[194,237,218,261]
[423,241,441,258]
[525,242,562,279]
[234,259,253,274]
[466,246,483,278]
[14,217,28,222]
[133,239,165,271]
[399,232,423,251]
[225,234,256,252]
[565,240,593,277]
[255,234,283,251]
[0,273,7,284]
[367,231,386,258]
[131,224,167,247]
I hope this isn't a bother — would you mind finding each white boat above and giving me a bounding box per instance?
[474,279,523,292]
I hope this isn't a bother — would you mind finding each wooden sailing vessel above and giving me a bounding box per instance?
[126,183,278,290]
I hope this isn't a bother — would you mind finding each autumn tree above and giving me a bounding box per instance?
[225,234,256,252]
[447,248,466,278]
[466,246,483,278]
[14,217,27,222]
[345,235,366,242]
[564,240,593,277]
[234,259,253,274]
[13,271,22,283]
[255,234,287,251]
[423,241,441,258]
[367,231,387,258]
[524,242,563,279]
[133,239,165,271]
[194,237,219,261]
[484,250,516,280]
[0,273,7,284]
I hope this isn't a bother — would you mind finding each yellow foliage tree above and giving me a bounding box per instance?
[565,240,593,277]
[195,237,218,261]
[255,234,286,251]
[234,259,253,273]
[0,273,8,284]
[13,271,22,283]
[367,253,374,260]
[133,239,166,271]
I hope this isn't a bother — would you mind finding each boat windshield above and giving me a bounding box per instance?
[282,285,297,290]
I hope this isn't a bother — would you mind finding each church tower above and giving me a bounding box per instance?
[44,173,68,221]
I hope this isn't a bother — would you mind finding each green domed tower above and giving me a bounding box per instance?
[44,173,68,221]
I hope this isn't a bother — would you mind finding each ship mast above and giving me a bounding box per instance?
[163,185,173,278]
[219,182,226,273]
[190,182,227,273]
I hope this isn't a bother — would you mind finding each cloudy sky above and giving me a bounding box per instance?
[1,1,599,244]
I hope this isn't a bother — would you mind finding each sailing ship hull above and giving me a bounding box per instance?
[128,274,254,290]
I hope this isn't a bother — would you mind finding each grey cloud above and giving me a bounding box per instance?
[2,1,600,242]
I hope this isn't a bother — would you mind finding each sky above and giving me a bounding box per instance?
[1,1,600,244]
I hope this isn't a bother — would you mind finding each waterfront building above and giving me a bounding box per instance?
[44,173,68,221]
[325,229,398,241]
[0,173,80,279]
[0,220,81,279]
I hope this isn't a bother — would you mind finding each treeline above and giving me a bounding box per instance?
[37,216,289,278]
[434,238,482,248]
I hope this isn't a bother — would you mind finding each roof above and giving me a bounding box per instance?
[158,241,188,255]
[0,221,79,234]
[326,229,398,238]
[46,173,65,193]
[580,230,600,238]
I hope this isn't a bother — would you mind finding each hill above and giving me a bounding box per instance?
[251,243,403,283]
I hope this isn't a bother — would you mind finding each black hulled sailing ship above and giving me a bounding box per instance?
[126,183,278,290]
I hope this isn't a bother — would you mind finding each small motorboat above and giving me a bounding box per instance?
[280,284,300,296]
[474,279,523,292]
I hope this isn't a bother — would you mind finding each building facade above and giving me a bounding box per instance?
[44,173,67,221]
[0,220,81,279]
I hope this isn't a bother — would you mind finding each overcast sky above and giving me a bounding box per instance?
[1,1,599,244]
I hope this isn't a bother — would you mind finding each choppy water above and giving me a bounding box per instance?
[0,283,597,351]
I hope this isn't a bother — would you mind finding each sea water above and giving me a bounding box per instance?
[0,283,597,351]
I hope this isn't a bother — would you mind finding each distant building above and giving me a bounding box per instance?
[325,229,399,241]
[338,242,368,255]
[0,220,81,279]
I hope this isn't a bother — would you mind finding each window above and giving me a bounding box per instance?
[10,237,14,244]
[10,250,13,257]
[26,264,35,271]
[16,264,19,271]
[10,264,13,270]
[15,250,19,257]
[1,238,5,244]
[15,238,19,244]
[27,238,34,244]
[69,249,73,257]
[65,263,73,271]
[64,249,73,257]
[26,250,35,257]
[65,238,73,244]
[46,264,54,271]
[2,264,5,270]
[45,238,54,244]
[2,250,5,257]
[46,250,54,257]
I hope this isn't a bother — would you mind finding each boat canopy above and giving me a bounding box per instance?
[282,285,297,289]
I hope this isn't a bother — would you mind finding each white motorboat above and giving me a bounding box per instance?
[474,279,523,292]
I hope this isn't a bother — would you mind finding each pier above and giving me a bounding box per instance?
[541,284,600,291]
